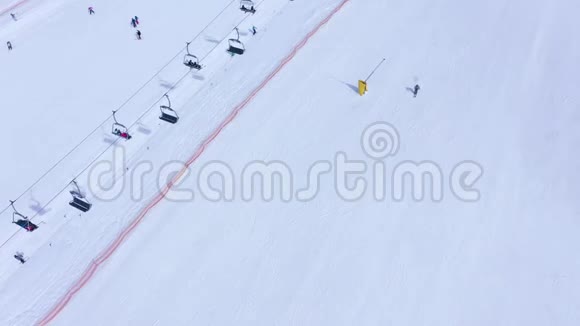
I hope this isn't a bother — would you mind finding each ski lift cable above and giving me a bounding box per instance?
[125,0,269,130]
[0,113,112,216]
[26,138,121,222]
[1,0,273,250]
[3,0,271,224]
[1,0,275,251]
[0,0,242,215]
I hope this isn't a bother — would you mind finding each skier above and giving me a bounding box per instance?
[88,6,95,15]
[131,17,136,27]
[134,16,139,25]
[413,84,420,98]
[14,252,26,264]
[252,26,257,35]
[136,30,142,40]
[10,13,17,21]
[7,41,12,51]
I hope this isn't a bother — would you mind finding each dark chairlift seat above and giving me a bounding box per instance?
[112,111,132,140]
[183,42,202,70]
[240,0,256,13]
[9,201,38,232]
[70,194,92,212]
[13,219,38,232]
[69,180,92,212]
[184,54,202,70]
[159,95,179,124]
[228,39,245,55]
[228,28,245,55]
[160,106,179,124]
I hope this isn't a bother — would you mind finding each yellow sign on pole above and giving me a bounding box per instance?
[358,58,386,97]
[358,80,367,96]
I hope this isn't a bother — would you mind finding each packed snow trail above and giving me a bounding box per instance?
[0,0,238,208]
[0,0,269,264]
[0,0,351,324]
[2,0,580,325]
[47,0,580,325]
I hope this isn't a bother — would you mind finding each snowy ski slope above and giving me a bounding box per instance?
[1,0,580,324]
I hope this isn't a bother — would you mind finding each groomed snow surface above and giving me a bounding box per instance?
[1,0,579,325]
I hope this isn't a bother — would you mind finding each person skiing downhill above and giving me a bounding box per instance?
[131,17,136,27]
[7,41,12,51]
[252,26,257,35]
[88,6,95,15]
[413,84,420,97]
[134,16,139,25]
[14,253,26,264]
[136,30,142,40]
[10,13,17,21]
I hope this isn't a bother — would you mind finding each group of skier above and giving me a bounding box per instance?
[6,13,16,50]
[88,7,142,40]
[130,16,142,40]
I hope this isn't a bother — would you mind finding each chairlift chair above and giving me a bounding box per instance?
[9,201,38,232]
[111,111,132,140]
[12,216,38,232]
[184,54,202,70]
[159,95,179,124]
[70,195,91,212]
[183,42,203,70]
[69,180,92,212]
[228,39,245,55]
[227,28,245,55]
[240,0,256,13]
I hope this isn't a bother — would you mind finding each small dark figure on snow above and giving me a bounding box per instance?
[136,30,142,40]
[10,13,17,21]
[7,41,12,51]
[413,84,420,98]
[252,26,257,35]
[134,16,139,25]
[88,6,95,15]
[14,252,26,264]
[131,17,136,27]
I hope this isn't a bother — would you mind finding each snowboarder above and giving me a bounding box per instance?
[10,13,17,21]
[134,16,139,25]
[131,17,136,27]
[136,30,142,40]
[7,41,12,51]
[413,84,420,97]
[88,6,95,15]
[251,26,257,35]
[14,252,26,264]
